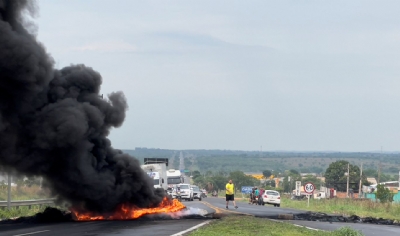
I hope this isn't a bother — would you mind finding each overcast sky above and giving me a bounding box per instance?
[35,0,400,152]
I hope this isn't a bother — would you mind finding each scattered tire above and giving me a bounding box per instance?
[199,197,202,201]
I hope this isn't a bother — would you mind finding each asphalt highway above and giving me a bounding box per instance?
[203,196,400,236]
[0,218,209,236]
[1,197,400,236]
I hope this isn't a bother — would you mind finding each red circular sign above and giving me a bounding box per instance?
[304,182,315,194]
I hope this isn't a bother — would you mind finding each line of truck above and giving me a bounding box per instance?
[140,158,184,192]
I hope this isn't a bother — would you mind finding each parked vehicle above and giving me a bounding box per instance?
[178,184,193,201]
[262,190,281,207]
[191,185,202,201]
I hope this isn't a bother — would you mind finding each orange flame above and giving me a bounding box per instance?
[72,197,185,221]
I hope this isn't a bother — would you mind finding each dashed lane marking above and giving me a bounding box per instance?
[170,220,212,236]
[13,230,50,236]
[201,201,252,216]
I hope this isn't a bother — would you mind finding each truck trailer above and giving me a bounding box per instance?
[140,158,168,191]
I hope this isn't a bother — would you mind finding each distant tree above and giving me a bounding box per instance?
[262,170,272,179]
[310,166,324,174]
[192,170,201,179]
[363,169,378,178]
[325,160,363,192]
[363,169,393,183]
[209,175,227,192]
[265,179,276,188]
[376,184,393,203]
[387,167,399,173]
[282,170,302,193]
[229,171,258,193]
[302,175,321,189]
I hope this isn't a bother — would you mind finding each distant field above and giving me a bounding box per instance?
[122,148,400,175]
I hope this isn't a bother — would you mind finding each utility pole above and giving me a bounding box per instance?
[378,146,382,185]
[359,163,363,198]
[346,163,350,198]
[398,170,400,190]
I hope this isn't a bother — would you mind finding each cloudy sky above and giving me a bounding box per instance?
[35,0,400,152]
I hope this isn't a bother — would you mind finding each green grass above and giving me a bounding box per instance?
[281,196,400,221]
[189,215,363,236]
[0,205,54,220]
[0,185,55,220]
[0,185,52,201]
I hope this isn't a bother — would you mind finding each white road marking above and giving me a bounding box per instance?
[268,218,322,231]
[13,230,50,236]
[170,220,212,236]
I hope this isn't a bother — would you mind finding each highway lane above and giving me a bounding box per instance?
[201,197,400,236]
[200,196,306,217]
[289,220,400,236]
[0,218,210,236]
[0,203,216,236]
[2,197,400,236]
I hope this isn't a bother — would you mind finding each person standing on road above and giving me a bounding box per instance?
[255,187,259,198]
[226,179,238,209]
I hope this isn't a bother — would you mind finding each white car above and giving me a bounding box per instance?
[178,184,193,201]
[262,190,281,207]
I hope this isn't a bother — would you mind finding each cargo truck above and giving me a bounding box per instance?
[167,169,184,198]
[141,158,168,191]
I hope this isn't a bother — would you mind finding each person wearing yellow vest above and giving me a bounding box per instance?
[225,179,238,209]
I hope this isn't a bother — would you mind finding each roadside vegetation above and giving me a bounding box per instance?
[0,180,54,219]
[0,205,51,220]
[189,215,363,236]
[0,185,52,201]
[281,196,400,221]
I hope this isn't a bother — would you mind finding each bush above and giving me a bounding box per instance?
[376,184,393,203]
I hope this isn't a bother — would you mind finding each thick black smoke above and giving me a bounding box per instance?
[0,0,165,212]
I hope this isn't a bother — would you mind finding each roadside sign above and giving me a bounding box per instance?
[241,186,253,194]
[304,182,315,194]
[295,181,301,196]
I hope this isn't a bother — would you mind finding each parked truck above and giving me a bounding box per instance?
[141,158,168,191]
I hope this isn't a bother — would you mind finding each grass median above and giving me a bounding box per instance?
[281,196,400,221]
[188,215,363,236]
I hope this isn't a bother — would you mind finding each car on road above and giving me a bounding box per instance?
[178,184,193,201]
[262,190,281,207]
[191,185,202,201]
[201,189,207,198]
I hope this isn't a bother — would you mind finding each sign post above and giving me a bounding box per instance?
[241,186,253,200]
[295,181,301,196]
[304,182,315,207]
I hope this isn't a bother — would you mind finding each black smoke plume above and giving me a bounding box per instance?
[0,0,165,212]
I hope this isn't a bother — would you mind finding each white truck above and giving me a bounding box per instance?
[141,158,168,191]
[167,169,183,186]
[167,169,184,198]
